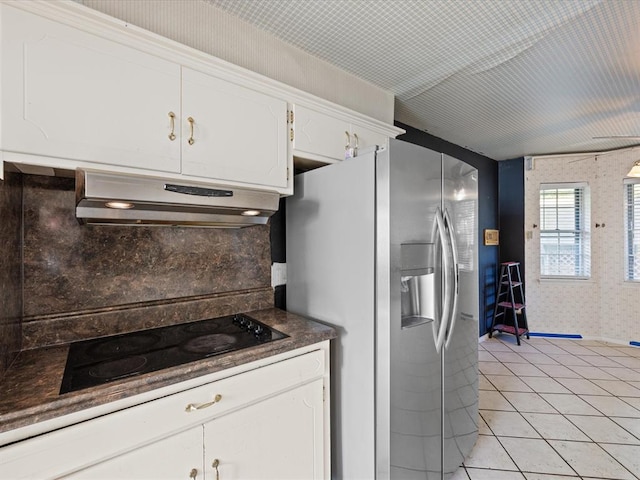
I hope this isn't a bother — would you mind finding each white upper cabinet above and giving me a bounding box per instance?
[0,2,401,193]
[292,105,351,163]
[292,105,389,165]
[0,3,290,192]
[181,68,289,189]
[1,5,182,173]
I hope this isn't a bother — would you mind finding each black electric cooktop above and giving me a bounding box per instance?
[60,313,287,394]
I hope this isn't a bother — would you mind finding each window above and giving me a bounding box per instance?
[624,179,640,281]
[453,199,476,272]
[539,183,591,278]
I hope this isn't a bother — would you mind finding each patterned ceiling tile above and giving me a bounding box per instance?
[205,0,640,160]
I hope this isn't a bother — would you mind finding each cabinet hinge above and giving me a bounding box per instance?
[290,127,294,142]
[323,385,326,402]
[287,167,290,181]
[290,110,294,124]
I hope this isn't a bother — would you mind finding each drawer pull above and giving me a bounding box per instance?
[189,468,198,479]
[212,459,220,480]
[185,393,222,412]
[168,111,176,141]
[187,116,195,145]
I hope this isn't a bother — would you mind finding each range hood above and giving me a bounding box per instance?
[75,170,280,228]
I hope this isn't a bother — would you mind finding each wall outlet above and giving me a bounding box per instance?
[271,262,287,287]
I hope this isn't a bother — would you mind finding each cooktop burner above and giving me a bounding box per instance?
[86,332,162,359]
[60,313,287,394]
[181,333,238,354]
[88,356,148,380]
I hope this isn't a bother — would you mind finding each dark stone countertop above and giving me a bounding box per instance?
[0,308,336,436]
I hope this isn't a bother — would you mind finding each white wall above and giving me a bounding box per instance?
[74,0,395,124]
[524,147,640,343]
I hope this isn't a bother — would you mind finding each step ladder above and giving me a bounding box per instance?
[489,262,530,345]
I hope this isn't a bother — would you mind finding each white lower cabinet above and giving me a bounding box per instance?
[62,427,203,480]
[64,380,325,480]
[203,379,324,480]
[0,345,329,480]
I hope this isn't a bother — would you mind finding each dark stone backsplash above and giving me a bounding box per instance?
[0,172,23,377]
[22,175,272,318]
[22,288,274,350]
[0,173,273,356]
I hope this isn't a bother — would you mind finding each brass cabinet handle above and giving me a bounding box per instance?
[345,131,351,149]
[352,132,359,156]
[185,393,222,412]
[168,112,176,141]
[187,116,195,145]
[189,468,198,479]
[212,459,220,480]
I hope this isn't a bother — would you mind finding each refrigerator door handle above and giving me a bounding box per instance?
[443,208,460,350]
[434,207,451,353]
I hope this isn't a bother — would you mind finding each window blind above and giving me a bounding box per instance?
[453,199,476,271]
[539,183,591,278]
[624,178,640,281]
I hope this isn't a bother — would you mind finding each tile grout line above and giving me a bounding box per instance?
[476,336,640,480]
[482,350,582,479]
[520,339,640,480]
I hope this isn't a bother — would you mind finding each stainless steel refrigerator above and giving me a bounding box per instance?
[286,139,479,480]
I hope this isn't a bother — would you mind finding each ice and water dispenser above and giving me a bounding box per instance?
[400,242,436,329]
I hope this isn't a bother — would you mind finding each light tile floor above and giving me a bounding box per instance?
[452,335,640,480]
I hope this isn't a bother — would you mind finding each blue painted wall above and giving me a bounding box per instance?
[498,158,526,282]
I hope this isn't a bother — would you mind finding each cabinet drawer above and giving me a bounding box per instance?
[177,348,324,422]
[0,349,326,480]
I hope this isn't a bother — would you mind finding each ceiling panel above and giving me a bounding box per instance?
[206,0,640,160]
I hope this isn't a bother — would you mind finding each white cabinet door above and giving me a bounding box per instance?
[292,105,388,164]
[349,122,388,157]
[292,105,351,163]
[181,68,289,189]
[1,5,181,173]
[61,427,203,480]
[203,380,325,480]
